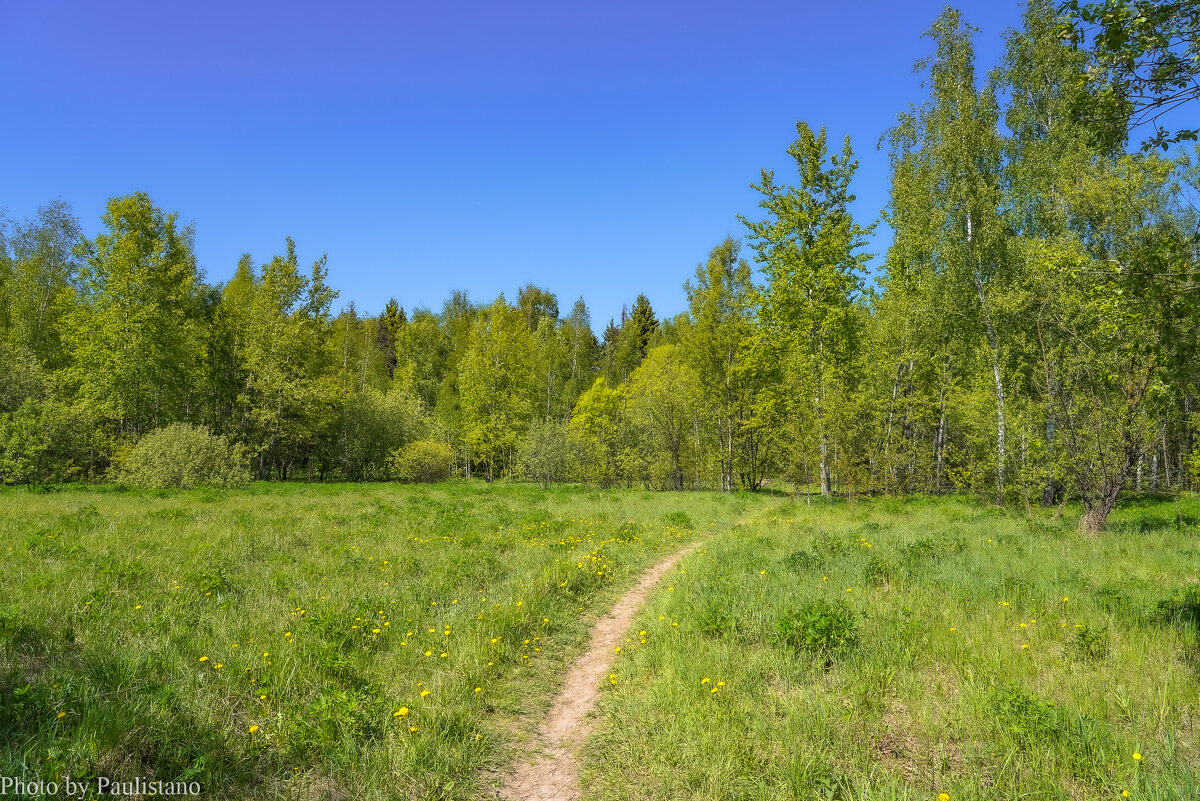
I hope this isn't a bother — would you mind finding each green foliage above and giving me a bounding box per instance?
[0,399,47,485]
[118,423,250,489]
[459,296,535,480]
[515,419,581,487]
[1058,0,1200,150]
[66,193,204,439]
[388,439,454,483]
[775,600,858,658]
[1073,623,1110,659]
[989,682,1065,742]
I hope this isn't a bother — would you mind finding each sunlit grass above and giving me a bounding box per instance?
[0,481,749,799]
[584,495,1200,801]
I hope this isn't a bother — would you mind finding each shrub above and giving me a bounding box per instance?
[515,419,582,486]
[118,424,249,489]
[389,439,453,483]
[775,600,858,658]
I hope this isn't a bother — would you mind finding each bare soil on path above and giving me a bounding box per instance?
[495,542,699,801]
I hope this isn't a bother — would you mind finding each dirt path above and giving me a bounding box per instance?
[496,542,699,801]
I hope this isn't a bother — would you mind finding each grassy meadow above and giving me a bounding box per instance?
[1,483,1197,801]
[0,481,750,799]
[583,495,1200,801]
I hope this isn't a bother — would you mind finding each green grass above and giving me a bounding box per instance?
[583,495,1200,801]
[0,481,750,799]
[4,484,1198,800]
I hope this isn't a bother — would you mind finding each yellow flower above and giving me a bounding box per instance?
[421,690,431,697]
[394,707,409,717]
[701,678,710,684]
[249,725,259,733]
[1133,752,1142,761]
[372,628,381,634]
[57,712,66,719]
[1021,644,1029,650]
[199,656,209,662]
[938,794,950,801]
[474,687,482,693]
[1122,792,1129,797]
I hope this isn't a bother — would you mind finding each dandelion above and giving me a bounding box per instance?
[701,678,710,684]
[474,687,482,693]
[135,605,142,610]
[57,712,66,719]
[409,726,418,732]
[249,725,259,733]
[1133,752,1142,761]
[372,628,381,634]
[939,795,950,801]
[394,707,409,717]
[1122,792,1129,797]
[1021,644,1029,650]
[199,656,209,662]
[421,690,431,697]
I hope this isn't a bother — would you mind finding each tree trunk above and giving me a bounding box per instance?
[974,275,1007,505]
[819,437,832,496]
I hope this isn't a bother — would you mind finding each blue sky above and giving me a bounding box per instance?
[1,0,1030,327]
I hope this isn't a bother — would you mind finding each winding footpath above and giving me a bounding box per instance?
[496,541,700,801]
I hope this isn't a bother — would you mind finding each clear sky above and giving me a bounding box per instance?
[1,0,1030,327]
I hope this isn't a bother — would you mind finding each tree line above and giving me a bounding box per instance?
[1,0,1197,530]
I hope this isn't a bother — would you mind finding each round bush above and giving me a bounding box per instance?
[388,439,454,483]
[118,424,250,489]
